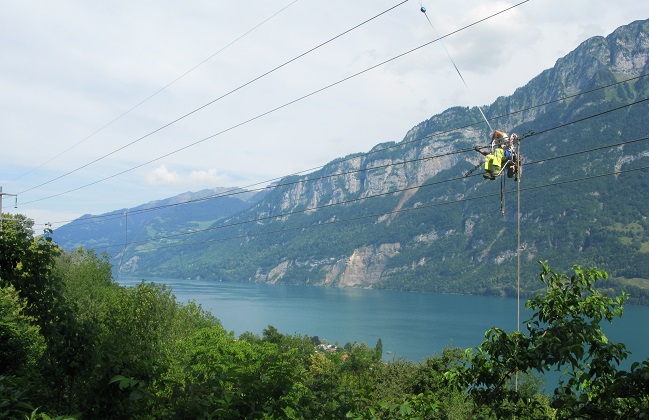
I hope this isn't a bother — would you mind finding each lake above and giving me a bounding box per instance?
[116,277,649,369]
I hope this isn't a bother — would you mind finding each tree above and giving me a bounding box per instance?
[0,215,61,329]
[449,262,649,418]
[374,338,383,361]
[0,285,44,376]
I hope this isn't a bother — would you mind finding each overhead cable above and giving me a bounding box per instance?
[103,164,649,253]
[19,0,529,202]
[34,84,649,223]
[37,74,649,227]
[17,0,409,195]
[11,1,301,184]
[91,134,649,250]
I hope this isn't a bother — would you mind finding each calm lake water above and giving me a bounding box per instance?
[117,277,649,368]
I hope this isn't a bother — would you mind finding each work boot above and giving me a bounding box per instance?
[483,171,495,180]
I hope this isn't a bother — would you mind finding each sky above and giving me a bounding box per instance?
[1,0,647,229]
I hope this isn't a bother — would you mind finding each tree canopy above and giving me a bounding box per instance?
[1,213,647,419]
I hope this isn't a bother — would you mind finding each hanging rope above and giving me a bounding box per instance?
[500,171,506,215]
[419,4,493,133]
[417,10,524,393]
[515,137,522,392]
[516,145,522,317]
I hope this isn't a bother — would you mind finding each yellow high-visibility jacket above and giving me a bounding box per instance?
[484,147,505,172]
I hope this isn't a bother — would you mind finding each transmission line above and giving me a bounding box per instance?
[19,0,529,203]
[104,163,649,253]
[46,146,477,228]
[10,0,301,183]
[90,134,649,250]
[39,80,649,227]
[17,0,409,196]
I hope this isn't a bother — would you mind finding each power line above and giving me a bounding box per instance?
[39,77,649,227]
[10,0,301,184]
[97,162,480,248]
[108,164,649,254]
[17,0,410,196]
[18,0,530,203]
[522,99,649,139]
[89,134,649,250]
[48,146,477,227]
[68,128,648,233]
[0,187,18,235]
[38,74,649,228]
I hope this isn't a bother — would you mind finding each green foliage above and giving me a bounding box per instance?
[4,213,649,418]
[372,358,418,401]
[449,262,648,418]
[0,286,44,377]
[0,215,62,332]
[0,216,76,413]
[157,324,315,418]
[348,391,444,420]
[0,375,37,419]
[82,279,218,418]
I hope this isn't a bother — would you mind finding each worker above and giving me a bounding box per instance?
[474,130,508,180]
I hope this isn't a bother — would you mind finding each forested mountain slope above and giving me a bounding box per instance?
[54,19,649,303]
[53,187,262,264]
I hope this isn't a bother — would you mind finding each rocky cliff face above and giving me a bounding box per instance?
[492,19,649,125]
[266,109,479,215]
[262,19,649,220]
[241,19,649,290]
[254,243,402,287]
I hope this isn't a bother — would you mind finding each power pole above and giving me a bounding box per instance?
[0,186,18,235]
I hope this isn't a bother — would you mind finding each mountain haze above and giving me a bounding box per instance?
[53,187,262,259]
[53,19,649,303]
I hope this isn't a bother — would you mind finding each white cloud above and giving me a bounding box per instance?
[146,165,180,185]
[145,165,226,188]
[188,168,227,186]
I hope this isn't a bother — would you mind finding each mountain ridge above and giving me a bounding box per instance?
[53,18,649,303]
